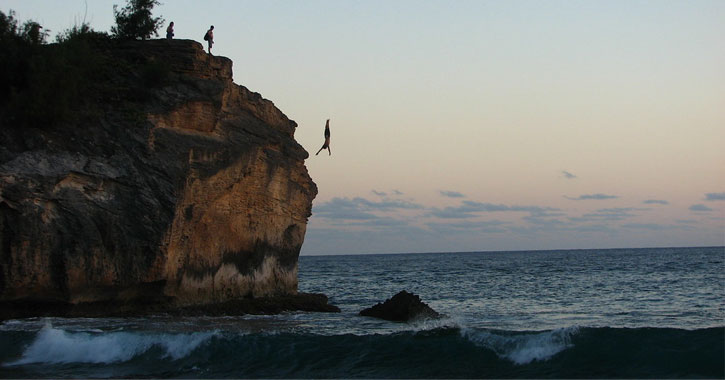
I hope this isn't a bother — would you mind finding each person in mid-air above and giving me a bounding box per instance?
[316,119,331,156]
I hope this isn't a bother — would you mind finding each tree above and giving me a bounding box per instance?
[0,10,19,39]
[0,10,47,44]
[111,0,164,40]
[21,21,47,45]
[55,23,109,44]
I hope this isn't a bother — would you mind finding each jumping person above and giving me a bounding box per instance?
[316,119,331,156]
[204,25,214,54]
[166,21,174,39]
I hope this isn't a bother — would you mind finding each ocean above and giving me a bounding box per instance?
[1,246,723,378]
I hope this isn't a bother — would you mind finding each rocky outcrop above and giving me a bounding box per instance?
[0,292,340,320]
[360,291,442,322]
[0,39,321,313]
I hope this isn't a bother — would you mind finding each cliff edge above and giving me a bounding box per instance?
[0,39,324,317]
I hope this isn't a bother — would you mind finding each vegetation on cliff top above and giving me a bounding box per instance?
[0,1,167,131]
[111,0,165,40]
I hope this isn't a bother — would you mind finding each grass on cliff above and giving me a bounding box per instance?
[0,10,170,132]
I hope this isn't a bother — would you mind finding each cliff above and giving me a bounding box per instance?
[0,39,326,316]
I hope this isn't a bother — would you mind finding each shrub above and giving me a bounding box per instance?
[111,0,164,40]
[0,11,112,129]
[56,23,109,44]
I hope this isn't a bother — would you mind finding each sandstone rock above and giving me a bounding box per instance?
[0,39,320,314]
[360,291,442,322]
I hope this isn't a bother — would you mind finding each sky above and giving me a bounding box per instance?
[4,0,724,255]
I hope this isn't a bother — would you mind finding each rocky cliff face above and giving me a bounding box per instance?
[0,40,317,307]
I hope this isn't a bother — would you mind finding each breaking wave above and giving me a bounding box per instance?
[461,326,578,364]
[5,323,217,365]
[2,323,722,378]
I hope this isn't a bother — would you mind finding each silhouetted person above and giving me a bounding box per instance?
[166,21,174,39]
[316,119,331,156]
[204,25,214,54]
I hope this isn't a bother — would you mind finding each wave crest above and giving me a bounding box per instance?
[462,326,579,364]
[6,323,216,365]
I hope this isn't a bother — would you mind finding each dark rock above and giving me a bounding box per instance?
[0,39,318,314]
[176,292,340,316]
[0,292,339,321]
[360,290,441,322]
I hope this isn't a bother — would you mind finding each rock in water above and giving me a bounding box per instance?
[359,290,441,322]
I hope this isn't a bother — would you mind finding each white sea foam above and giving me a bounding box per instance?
[462,326,579,365]
[5,323,217,365]
[409,315,463,331]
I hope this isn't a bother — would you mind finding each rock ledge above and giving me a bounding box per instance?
[0,293,339,321]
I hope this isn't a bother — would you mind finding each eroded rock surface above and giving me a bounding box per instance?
[0,40,321,314]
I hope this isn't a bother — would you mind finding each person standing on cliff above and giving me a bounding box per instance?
[204,25,214,54]
[316,119,331,156]
[166,21,174,39]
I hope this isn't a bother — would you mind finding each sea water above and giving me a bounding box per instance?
[1,247,723,378]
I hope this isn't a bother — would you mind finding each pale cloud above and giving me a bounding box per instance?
[562,170,577,179]
[599,207,648,212]
[705,192,725,201]
[643,199,669,205]
[509,222,617,235]
[459,201,559,214]
[343,217,412,228]
[622,223,694,231]
[526,210,567,218]
[429,201,560,219]
[312,199,380,220]
[306,189,721,255]
[565,194,619,201]
[567,208,648,223]
[676,219,698,224]
[440,190,465,198]
[689,204,714,212]
[354,197,424,211]
[570,224,618,233]
[302,225,439,255]
[428,207,478,219]
[523,215,568,226]
[427,220,510,234]
[597,207,649,216]
[312,197,425,221]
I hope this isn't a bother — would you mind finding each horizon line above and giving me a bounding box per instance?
[300,245,724,258]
